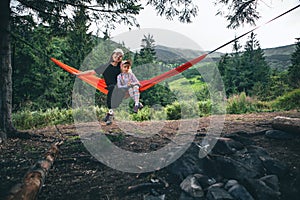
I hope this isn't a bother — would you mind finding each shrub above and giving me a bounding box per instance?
[166,101,181,120]
[13,106,107,130]
[198,100,212,116]
[166,101,198,120]
[226,92,257,114]
[273,89,300,111]
[131,106,151,121]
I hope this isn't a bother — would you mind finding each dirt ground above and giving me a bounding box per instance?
[1,111,300,200]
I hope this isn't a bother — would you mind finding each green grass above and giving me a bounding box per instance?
[168,76,208,100]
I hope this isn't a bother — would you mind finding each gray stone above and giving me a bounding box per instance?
[168,153,203,180]
[259,175,280,194]
[261,157,289,178]
[206,187,234,200]
[272,116,300,134]
[212,137,239,155]
[225,133,255,146]
[179,192,199,200]
[244,177,281,200]
[193,173,215,189]
[214,156,260,180]
[143,194,165,200]
[207,182,224,189]
[233,147,266,177]
[180,175,204,198]
[265,130,295,140]
[224,180,238,190]
[228,184,254,200]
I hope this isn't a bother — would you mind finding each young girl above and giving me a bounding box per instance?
[117,60,143,113]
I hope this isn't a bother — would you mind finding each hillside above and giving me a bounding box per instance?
[155,44,296,71]
[263,44,295,70]
[155,45,223,64]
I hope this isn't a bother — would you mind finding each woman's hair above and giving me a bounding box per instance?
[108,48,124,63]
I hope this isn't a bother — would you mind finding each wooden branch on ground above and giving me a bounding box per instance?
[6,141,63,200]
[127,181,166,194]
[272,116,300,134]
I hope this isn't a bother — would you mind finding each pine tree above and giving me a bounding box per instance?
[133,34,176,106]
[288,39,300,88]
[218,39,243,95]
[242,32,270,97]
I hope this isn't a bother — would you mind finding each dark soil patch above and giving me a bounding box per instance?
[1,111,300,200]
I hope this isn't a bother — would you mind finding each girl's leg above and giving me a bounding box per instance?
[131,86,140,105]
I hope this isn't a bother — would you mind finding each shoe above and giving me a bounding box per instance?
[106,119,112,125]
[104,112,114,125]
[138,102,143,109]
[133,104,139,113]
[106,114,114,125]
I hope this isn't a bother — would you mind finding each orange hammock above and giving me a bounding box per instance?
[51,54,207,94]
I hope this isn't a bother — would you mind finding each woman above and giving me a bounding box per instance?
[75,48,125,125]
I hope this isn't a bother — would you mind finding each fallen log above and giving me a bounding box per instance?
[272,116,300,134]
[6,141,63,200]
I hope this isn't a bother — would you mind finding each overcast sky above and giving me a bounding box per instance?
[109,1,300,53]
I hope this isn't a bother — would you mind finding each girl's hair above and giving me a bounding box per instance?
[121,60,132,67]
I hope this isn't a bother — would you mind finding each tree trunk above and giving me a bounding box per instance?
[0,0,15,142]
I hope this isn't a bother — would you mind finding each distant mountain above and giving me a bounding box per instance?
[154,44,296,71]
[154,45,223,64]
[263,44,295,70]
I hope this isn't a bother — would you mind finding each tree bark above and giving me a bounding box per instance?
[6,141,63,200]
[0,0,15,142]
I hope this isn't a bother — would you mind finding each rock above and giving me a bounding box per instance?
[247,145,270,157]
[224,180,238,190]
[228,183,255,200]
[265,130,295,140]
[143,194,165,200]
[290,170,300,199]
[214,156,260,180]
[260,175,280,193]
[260,157,289,178]
[233,146,266,177]
[225,133,255,146]
[179,192,198,200]
[244,177,281,200]
[168,153,203,180]
[206,187,234,200]
[193,173,215,189]
[201,156,219,178]
[207,182,224,189]
[272,116,300,134]
[180,175,204,198]
[212,137,243,155]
